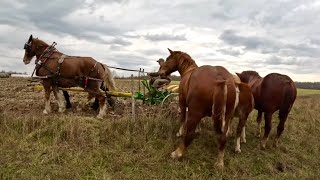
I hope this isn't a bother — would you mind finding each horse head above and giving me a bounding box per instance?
[236,71,261,83]
[158,48,197,77]
[23,35,49,64]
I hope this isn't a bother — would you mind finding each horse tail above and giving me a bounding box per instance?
[102,64,116,91]
[279,81,296,119]
[212,80,228,134]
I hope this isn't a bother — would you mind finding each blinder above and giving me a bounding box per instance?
[24,42,31,52]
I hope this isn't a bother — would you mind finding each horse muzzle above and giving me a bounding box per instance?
[23,56,31,65]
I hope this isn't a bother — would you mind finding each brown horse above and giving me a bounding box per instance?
[23,35,116,119]
[158,49,238,169]
[229,82,255,153]
[175,73,254,154]
[236,71,297,149]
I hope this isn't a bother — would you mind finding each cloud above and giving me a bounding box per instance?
[0,0,319,81]
[216,47,244,57]
[219,30,281,53]
[143,33,187,41]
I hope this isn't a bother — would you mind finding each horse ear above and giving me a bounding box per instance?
[235,72,240,76]
[28,34,33,43]
[167,48,173,54]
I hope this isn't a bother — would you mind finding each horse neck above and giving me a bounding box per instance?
[177,58,198,78]
[248,76,261,88]
[34,41,50,59]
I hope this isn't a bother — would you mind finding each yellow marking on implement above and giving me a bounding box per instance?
[33,85,132,97]
[165,85,179,93]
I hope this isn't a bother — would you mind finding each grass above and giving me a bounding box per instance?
[1,78,320,179]
[297,88,320,96]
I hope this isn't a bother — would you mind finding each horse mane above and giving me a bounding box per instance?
[177,51,198,71]
[33,38,49,47]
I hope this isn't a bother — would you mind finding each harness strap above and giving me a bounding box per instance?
[58,54,67,64]
[84,61,99,89]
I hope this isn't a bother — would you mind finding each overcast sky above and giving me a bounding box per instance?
[0,0,319,81]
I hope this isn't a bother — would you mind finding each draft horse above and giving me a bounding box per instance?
[158,49,239,169]
[236,71,297,149]
[23,35,116,119]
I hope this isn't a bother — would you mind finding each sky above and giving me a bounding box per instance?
[0,0,319,81]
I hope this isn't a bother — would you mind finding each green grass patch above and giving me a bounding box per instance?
[297,88,320,96]
[1,95,320,179]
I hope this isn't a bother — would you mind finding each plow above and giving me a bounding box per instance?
[32,79,179,105]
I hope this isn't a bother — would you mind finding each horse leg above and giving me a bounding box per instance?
[176,95,187,137]
[226,117,233,137]
[91,98,99,110]
[171,111,201,159]
[77,92,95,111]
[62,91,72,109]
[256,110,263,137]
[235,114,248,153]
[43,85,52,114]
[52,87,66,113]
[106,95,116,110]
[261,112,273,149]
[96,94,107,119]
[274,112,289,147]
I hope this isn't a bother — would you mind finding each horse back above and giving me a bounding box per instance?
[186,65,237,116]
[61,56,103,79]
[259,73,297,112]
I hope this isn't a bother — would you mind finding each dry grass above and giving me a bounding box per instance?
[0,78,320,179]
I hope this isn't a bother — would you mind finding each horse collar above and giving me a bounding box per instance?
[36,43,57,64]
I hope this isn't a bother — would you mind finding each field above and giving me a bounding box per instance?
[1,77,320,179]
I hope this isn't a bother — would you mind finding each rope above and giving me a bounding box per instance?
[105,65,151,74]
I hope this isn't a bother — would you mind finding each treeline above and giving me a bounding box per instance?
[0,70,28,75]
[295,82,320,90]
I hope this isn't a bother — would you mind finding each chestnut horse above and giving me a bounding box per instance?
[158,49,238,169]
[23,35,116,119]
[175,73,254,154]
[229,82,254,153]
[236,71,297,149]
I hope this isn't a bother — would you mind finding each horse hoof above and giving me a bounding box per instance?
[171,150,183,159]
[260,144,266,150]
[255,132,261,138]
[235,148,241,153]
[96,114,104,119]
[176,132,182,137]
[43,109,51,114]
[215,161,224,170]
[241,138,247,144]
[66,104,72,109]
[58,108,66,113]
[273,141,278,148]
